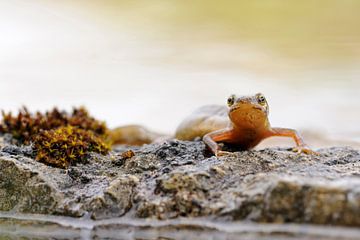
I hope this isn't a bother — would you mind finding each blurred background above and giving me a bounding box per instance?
[1,0,359,148]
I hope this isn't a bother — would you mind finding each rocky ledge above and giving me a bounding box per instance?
[0,138,359,227]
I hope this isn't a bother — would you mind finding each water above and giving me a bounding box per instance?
[1,212,360,240]
[0,1,359,146]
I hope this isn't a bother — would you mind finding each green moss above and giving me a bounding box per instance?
[0,106,110,168]
[33,126,110,169]
[0,107,107,144]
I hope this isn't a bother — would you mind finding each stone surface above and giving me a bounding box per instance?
[0,137,359,228]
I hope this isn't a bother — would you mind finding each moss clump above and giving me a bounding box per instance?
[0,107,107,144]
[33,126,110,169]
[0,106,110,168]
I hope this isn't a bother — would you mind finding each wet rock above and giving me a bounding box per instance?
[0,138,359,227]
[85,174,139,219]
[0,156,61,214]
[1,144,33,157]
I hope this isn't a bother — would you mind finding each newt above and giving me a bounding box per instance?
[109,93,315,156]
[108,125,163,146]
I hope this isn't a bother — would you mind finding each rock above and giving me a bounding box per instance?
[0,156,62,214]
[0,138,360,228]
[85,174,139,219]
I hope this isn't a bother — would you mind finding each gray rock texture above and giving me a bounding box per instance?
[0,138,359,228]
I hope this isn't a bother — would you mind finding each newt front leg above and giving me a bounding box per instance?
[267,127,317,154]
[203,128,234,156]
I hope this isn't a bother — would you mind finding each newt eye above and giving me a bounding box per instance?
[257,94,267,105]
[227,95,235,107]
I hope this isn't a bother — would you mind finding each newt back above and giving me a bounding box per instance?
[175,105,230,140]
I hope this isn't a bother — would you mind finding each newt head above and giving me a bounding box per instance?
[227,93,270,129]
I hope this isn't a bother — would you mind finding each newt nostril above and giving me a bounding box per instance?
[252,106,263,111]
[238,99,249,104]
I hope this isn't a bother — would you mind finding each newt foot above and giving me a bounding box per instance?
[292,146,319,155]
[215,150,236,157]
